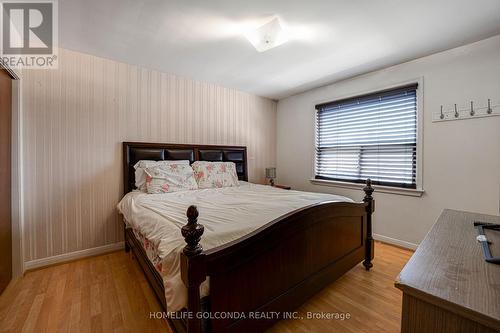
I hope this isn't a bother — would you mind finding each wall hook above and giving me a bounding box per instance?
[487,99,493,114]
[440,105,444,119]
[454,104,459,118]
[470,101,475,116]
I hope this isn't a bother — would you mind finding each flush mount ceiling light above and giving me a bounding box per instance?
[245,16,288,52]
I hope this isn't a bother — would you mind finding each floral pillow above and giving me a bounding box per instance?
[191,161,239,189]
[134,160,189,191]
[144,163,198,194]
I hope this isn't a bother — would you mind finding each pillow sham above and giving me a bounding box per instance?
[191,161,239,189]
[144,163,198,194]
[134,160,189,191]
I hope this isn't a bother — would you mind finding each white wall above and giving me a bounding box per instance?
[21,48,277,264]
[277,35,500,249]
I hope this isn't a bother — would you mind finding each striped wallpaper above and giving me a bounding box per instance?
[21,48,277,262]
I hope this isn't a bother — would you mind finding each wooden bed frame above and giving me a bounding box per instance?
[122,142,374,333]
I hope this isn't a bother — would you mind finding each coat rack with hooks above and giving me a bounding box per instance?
[433,98,499,122]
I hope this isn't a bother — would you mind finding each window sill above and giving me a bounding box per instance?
[309,179,424,197]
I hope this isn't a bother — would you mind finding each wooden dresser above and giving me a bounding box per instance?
[395,209,500,333]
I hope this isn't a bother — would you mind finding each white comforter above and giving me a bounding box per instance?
[117,182,352,311]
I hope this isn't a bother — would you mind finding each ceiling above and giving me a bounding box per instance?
[59,0,500,100]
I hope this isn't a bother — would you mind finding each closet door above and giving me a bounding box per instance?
[0,69,12,293]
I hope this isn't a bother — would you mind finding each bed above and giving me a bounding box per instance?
[120,142,375,333]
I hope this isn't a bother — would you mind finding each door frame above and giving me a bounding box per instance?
[1,64,24,277]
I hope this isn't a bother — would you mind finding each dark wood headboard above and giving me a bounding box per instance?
[123,142,248,194]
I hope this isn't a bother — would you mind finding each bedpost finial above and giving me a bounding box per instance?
[182,205,204,256]
[187,205,199,221]
[363,178,374,202]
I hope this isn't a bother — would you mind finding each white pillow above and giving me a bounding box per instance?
[191,161,239,189]
[144,163,198,194]
[134,160,189,191]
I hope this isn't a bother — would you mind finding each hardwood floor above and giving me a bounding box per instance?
[0,250,170,333]
[268,242,413,333]
[0,242,412,333]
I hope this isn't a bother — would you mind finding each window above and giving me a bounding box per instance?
[315,84,418,189]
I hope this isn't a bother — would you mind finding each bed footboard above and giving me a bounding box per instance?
[180,180,375,333]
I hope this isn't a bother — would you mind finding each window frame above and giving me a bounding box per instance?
[310,78,424,197]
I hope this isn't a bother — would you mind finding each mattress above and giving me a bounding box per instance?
[117,182,353,311]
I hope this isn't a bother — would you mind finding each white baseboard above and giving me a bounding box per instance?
[24,242,125,271]
[373,233,418,250]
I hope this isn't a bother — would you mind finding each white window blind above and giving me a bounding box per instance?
[315,84,417,188]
